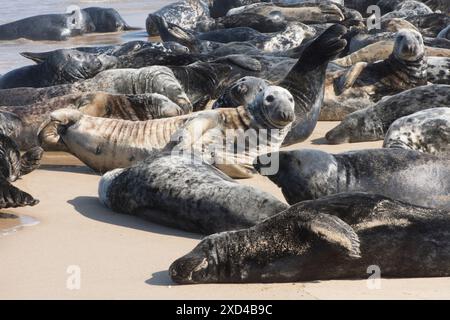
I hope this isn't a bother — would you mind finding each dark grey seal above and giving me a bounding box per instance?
[0,49,117,89]
[0,134,42,209]
[0,7,136,41]
[254,148,450,209]
[325,84,450,144]
[170,192,450,284]
[98,153,288,234]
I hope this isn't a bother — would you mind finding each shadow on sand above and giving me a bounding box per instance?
[310,137,329,145]
[38,164,98,175]
[145,270,175,287]
[68,196,202,240]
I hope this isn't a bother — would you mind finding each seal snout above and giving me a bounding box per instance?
[261,87,295,127]
[394,29,424,61]
[169,253,209,284]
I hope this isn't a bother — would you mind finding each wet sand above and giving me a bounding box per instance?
[2,121,449,299]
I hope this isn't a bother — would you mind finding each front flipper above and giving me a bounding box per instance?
[163,112,219,156]
[335,62,367,95]
[20,147,44,176]
[298,212,361,259]
[0,179,39,209]
[216,55,262,72]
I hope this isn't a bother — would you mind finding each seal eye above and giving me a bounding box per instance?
[266,95,275,103]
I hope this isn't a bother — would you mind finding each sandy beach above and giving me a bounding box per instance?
[1,121,449,299]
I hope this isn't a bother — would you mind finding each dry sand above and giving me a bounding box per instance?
[1,122,449,299]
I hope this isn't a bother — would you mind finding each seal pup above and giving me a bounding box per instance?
[254,148,450,209]
[321,29,428,121]
[39,86,295,177]
[325,84,450,144]
[0,49,117,89]
[383,107,450,156]
[0,134,41,209]
[98,153,288,234]
[170,192,450,284]
[0,92,184,150]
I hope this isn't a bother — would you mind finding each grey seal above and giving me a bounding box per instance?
[0,134,42,209]
[321,29,428,121]
[254,148,450,209]
[0,49,117,89]
[98,153,288,234]
[0,92,184,150]
[39,86,295,177]
[383,107,450,156]
[149,14,315,54]
[0,7,136,41]
[325,84,450,144]
[212,24,348,145]
[170,192,450,284]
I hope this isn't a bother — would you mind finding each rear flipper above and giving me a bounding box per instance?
[0,179,39,209]
[20,147,44,176]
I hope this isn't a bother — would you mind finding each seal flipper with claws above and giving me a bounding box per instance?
[0,134,41,209]
[280,24,347,145]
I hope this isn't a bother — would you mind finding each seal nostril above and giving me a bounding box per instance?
[266,95,274,103]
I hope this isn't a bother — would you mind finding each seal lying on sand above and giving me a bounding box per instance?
[0,7,136,41]
[255,148,450,209]
[0,49,117,89]
[321,29,428,121]
[170,192,450,284]
[325,84,450,144]
[98,153,288,234]
[39,86,295,177]
[0,134,41,209]
[213,24,348,145]
[384,107,450,156]
[0,92,183,150]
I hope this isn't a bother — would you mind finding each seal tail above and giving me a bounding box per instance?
[0,180,39,209]
[147,14,200,52]
[20,146,44,176]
